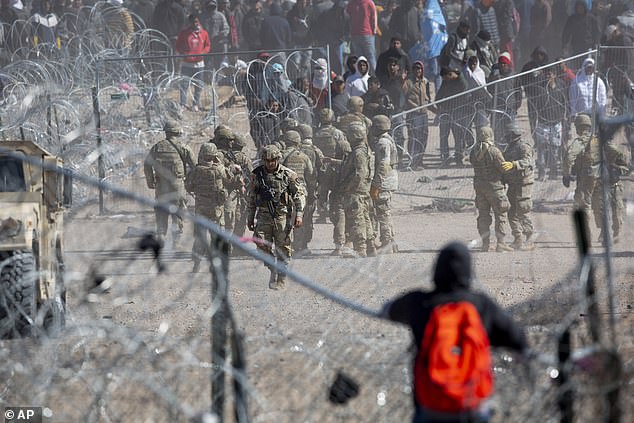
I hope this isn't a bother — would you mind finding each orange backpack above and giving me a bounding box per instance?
[414,301,493,413]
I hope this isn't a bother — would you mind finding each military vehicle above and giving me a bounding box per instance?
[0,141,71,337]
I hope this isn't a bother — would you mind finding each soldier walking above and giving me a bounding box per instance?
[231,134,254,239]
[144,121,196,247]
[297,123,324,253]
[185,143,236,272]
[313,108,350,224]
[340,122,376,257]
[281,130,315,254]
[502,123,536,251]
[370,115,399,253]
[469,126,512,252]
[247,145,306,290]
[336,96,373,133]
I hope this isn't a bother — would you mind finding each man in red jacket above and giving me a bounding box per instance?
[176,14,211,112]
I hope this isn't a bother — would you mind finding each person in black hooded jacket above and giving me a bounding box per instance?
[382,241,528,423]
[519,46,549,140]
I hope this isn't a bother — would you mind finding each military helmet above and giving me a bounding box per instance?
[233,133,247,149]
[505,122,522,137]
[214,124,235,141]
[319,108,335,124]
[163,120,182,136]
[347,122,366,142]
[261,144,282,160]
[281,117,299,132]
[574,113,592,128]
[199,143,220,163]
[372,115,391,132]
[284,130,302,146]
[297,123,313,139]
[348,96,364,113]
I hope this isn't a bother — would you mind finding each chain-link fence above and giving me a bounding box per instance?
[1,8,634,422]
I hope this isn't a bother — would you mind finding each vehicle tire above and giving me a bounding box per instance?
[0,250,36,338]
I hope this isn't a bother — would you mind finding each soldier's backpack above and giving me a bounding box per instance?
[414,301,493,413]
[314,126,339,159]
[192,164,227,202]
[152,140,185,179]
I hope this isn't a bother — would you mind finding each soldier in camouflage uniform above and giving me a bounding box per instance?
[247,145,306,290]
[502,123,535,251]
[212,126,250,247]
[563,114,630,243]
[563,114,595,211]
[272,117,300,152]
[313,108,350,224]
[186,143,236,272]
[144,121,196,246]
[340,122,376,257]
[592,136,630,244]
[231,133,254,239]
[469,126,512,252]
[370,115,399,253]
[336,96,373,133]
[297,123,324,253]
[281,129,315,253]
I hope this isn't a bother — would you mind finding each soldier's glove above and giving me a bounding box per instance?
[562,175,571,188]
[501,161,514,171]
[370,185,380,201]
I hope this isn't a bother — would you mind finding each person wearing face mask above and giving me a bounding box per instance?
[176,14,211,112]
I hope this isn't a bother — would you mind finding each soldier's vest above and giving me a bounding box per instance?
[192,163,227,202]
[337,113,367,133]
[380,134,398,169]
[152,140,185,179]
[581,136,601,178]
[300,142,317,167]
[470,145,503,183]
[314,126,339,158]
[282,148,309,181]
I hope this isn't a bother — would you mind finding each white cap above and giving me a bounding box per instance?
[583,57,595,68]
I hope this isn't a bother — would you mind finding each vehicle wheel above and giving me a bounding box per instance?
[0,250,36,338]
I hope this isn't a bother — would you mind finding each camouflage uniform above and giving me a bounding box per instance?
[144,122,195,244]
[563,115,595,211]
[336,96,373,133]
[229,134,254,238]
[247,145,306,289]
[593,143,629,243]
[297,123,324,252]
[340,122,376,257]
[282,130,315,253]
[502,124,535,250]
[370,115,399,253]
[211,127,241,242]
[185,143,234,272]
[469,126,511,252]
[313,108,350,223]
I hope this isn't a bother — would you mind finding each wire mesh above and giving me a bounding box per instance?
[0,12,633,421]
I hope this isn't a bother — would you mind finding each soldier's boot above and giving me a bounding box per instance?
[522,234,536,251]
[273,262,288,290]
[331,244,343,256]
[391,242,399,253]
[481,237,490,252]
[379,240,394,254]
[268,268,278,290]
[512,235,523,250]
[352,241,367,258]
[366,241,377,257]
[496,239,514,252]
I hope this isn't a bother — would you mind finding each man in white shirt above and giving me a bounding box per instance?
[569,57,607,119]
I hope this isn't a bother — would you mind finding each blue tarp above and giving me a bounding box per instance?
[413,0,448,61]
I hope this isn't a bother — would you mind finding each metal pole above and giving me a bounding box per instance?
[209,234,230,422]
[93,61,105,215]
[326,44,332,111]
[593,47,617,344]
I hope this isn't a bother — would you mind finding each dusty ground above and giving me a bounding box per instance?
[1,94,633,423]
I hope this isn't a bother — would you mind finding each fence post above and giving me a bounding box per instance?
[326,44,332,111]
[91,84,105,215]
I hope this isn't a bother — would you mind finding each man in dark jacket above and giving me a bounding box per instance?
[260,2,291,51]
[519,46,549,139]
[388,0,421,51]
[561,0,600,62]
[382,241,528,423]
[241,0,263,50]
[435,66,470,166]
[376,36,412,85]
[151,0,186,46]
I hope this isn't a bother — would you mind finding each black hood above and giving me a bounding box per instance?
[530,46,549,64]
[433,242,472,292]
[270,2,283,16]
